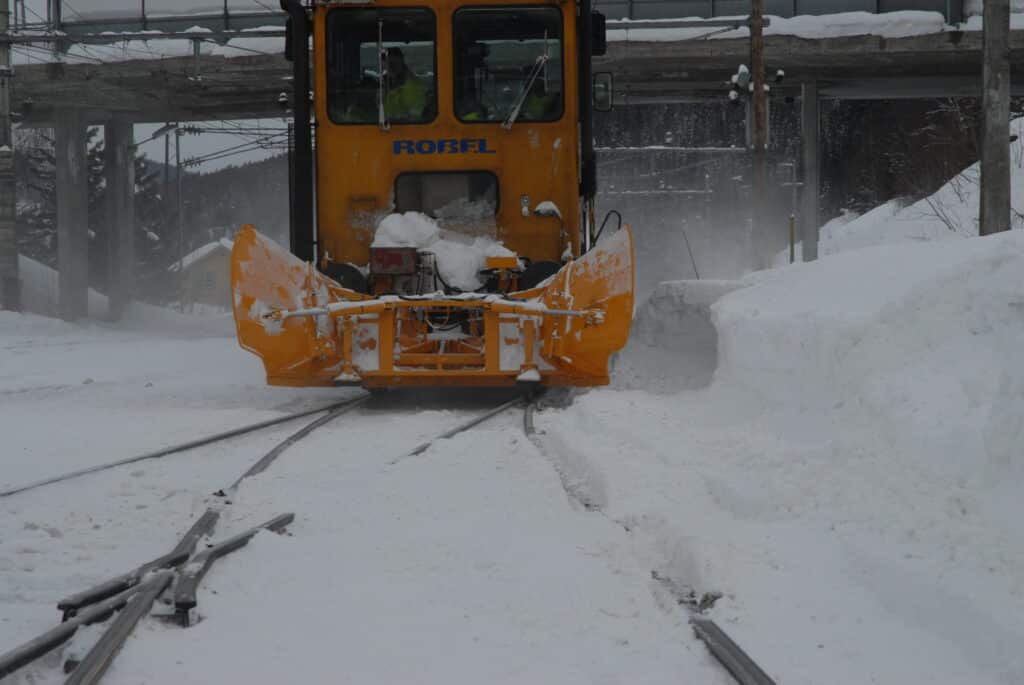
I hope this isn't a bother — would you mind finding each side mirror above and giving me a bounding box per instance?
[592,11,607,56]
[593,72,613,112]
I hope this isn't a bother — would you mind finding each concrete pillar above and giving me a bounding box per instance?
[0,147,16,311]
[800,81,819,262]
[104,119,135,320]
[980,0,1011,236]
[55,108,89,321]
[0,0,19,311]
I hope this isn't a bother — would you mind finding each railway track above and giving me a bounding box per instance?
[0,391,774,685]
[524,401,776,685]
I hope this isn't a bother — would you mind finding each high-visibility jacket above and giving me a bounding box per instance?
[385,75,428,120]
[523,92,558,120]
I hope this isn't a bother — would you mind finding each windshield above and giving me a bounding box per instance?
[453,7,563,124]
[326,8,437,125]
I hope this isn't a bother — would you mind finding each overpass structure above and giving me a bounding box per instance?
[1,0,1021,318]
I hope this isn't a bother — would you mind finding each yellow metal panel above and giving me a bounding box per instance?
[312,0,580,267]
[485,255,520,270]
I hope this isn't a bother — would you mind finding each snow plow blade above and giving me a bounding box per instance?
[231,224,634,388]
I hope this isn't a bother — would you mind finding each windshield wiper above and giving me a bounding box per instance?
[377,20,390,131]
[499,52,548,131]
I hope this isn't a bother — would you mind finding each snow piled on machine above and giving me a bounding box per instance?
[372,211,516,291]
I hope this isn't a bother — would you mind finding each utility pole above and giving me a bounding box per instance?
[750,0,767,218]
[981,0,1010,236]
[0,0,18,311]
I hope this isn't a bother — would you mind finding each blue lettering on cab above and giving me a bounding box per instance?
[393,138,496,155]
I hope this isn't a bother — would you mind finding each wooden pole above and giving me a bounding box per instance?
[750,0,767,222]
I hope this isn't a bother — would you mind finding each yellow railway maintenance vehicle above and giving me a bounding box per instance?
[231,0,635,388]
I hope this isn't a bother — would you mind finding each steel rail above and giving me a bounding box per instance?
[173,513,295,625]
[4,392,530,681]
[0,571,173,680]
[393,396,527,462]
[59,398,367,620]
[226,396,371,491]
[526,401,776,685]
[64,573,175,685]
[57,510,221,620]
[0,395,366,681]
[691,617,777,685]
[0,396,368,498]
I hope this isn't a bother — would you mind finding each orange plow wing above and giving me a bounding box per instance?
[231,224,635,388]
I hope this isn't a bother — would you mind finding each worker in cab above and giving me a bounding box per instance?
[457,92,495,122]
[522,77,560,121]
[385,48,428,121]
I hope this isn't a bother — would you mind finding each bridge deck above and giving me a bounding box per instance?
[11,29,1024,126]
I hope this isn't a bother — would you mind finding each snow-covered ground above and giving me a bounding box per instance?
[4,226,1022,682]
[4,143,1024,682]
[0,313,728,683]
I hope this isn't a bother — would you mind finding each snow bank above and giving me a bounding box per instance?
[17,254,108,319]
[539,228,1024,684]
[372,212,515,291]
[14,252,233,335]
[718,230,1024,458]
[557,116,1024,682]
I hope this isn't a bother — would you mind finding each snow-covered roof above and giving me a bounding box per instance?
[167,237,233,272]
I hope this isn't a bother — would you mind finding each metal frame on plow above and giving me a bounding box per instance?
[276,298,601,388]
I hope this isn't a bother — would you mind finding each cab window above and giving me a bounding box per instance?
[326,8,437,125]
[453,7,563,124]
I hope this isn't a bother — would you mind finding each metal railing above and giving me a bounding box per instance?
[31,0,966,36]
[37,0,286,36]
[593,0,963,24]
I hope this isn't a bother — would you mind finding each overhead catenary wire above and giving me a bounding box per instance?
[184,133,289,167]
[11,42,108,65]
[185,140,288,167]
[185,132,288,159]
[202,37,280,57]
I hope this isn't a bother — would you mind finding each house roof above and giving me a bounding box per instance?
[168,238,234,273]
